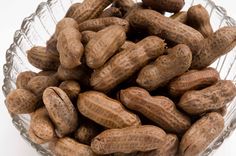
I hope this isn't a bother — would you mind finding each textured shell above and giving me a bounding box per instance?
[169,67,220,96]
[51,137,96,156]
[179,112,224,156]
[57,27,84,69]
[81,31,97,44]
[128,9,204,52]
[6,89,38,114]
[90,36,165,92]
[120,87,191,134]
[178,80,236,115]
[142,0,185,13]
[43,87,78,137]
[113,0,135,13]
[99,7,122,18]
[137,44,192,91]
[28,126,48,144]
[27,46,60,70]
[191,26,236,69]
[120,41,136,51]
[27,75,59,97]
[78,91,141,128]
[55,18,79,38]
[91,125,167,154]
[79,17,129,32]
[37,70,57,76]
[65,3,81,18]
[46,35,59,57]
[59,80,81,100]
[71,0,113,23]
[86,25,126,69]
[187,4,213,38]
[16,71,37,89]
[30,108,55,142]
[170,11,187,23]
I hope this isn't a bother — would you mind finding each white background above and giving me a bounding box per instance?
[0,0,235,156]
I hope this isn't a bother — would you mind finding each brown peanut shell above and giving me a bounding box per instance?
[16,71,37,89]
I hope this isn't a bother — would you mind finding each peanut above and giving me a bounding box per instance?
[169,67,220,97]
[71,0,113,23]
[216,106,227,116]
[81,31,97,45]
[16,71,37,89]
[27,75,59,98]
[86,25,126,69]
[29,107,55,144]
[6,89,38,114]
[142,0,185,13]
[119,87,191,134]
[113,0,135,14]
[50,137,96,156]
[91,125,167,154]
[137,44,192,91]
[59,80,81,100]
[79,17,129,32]
[191,26,236,69]
[43,87,78,137]
[55,18,79,38]
[91,36,165,92]
[65,3,81,18]
[27,46,60,71]
[100,7,122,18]
[57,27,84,69]
[78,91,141,128]
[37,70,57,76]
[46,35,59,57]
[179,112,224,156]
[128,9,204,52]
[28,126,47,144]
[178,80,236,115]
[170,11,187,23]
[119,41,136,51]
[187,4,213,38]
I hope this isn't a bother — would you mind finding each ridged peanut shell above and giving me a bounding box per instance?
[16,71,37,89]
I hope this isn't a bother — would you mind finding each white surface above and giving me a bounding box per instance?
[0,0,235,156]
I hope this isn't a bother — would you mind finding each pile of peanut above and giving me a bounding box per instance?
[6,0,236,155]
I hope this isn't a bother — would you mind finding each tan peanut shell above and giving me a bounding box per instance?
[128,9,204,52]
[91,36,165,92]
[91,125,167,154]
[57,27,84,69]
[37,70,57,76]
[191,26,236,69]
[71,0,113,23]
[46,35,59,57]
[28,126,48,144]
[55,18,79,38]
[216,106,227,116]
[137,134,179,156]
[79,17,129,32]
[179,112,224,156]
[43,87,78,137]
[29,107,55,144]
[86,25,126,69]
[142,0,185,13]
[65,3,81,17]
[6,89,38,114]
[178,80,236,115]
[50,137,96,156]
[27,46,60,71]
[120,41,136,51]
[59,80,81,100]
[16,71,37,89]
[81,31,97,44]
[170,11,187,23]
[78,91,141,128]
[74,122,100,145]
[100,7,122,18]
[120,87,191,134]
[187,4,213,38]
[113,0,135,13]
[169,67,220,97]
[27,75,59,97]
[137,44,192,91]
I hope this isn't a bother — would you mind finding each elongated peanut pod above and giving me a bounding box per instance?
[178,80,236,115]
[59,80,81,100]
[187,4,213,38]
[91,36,165,92]
[128,9,204,52]
[43,87,78,137]
[137,44,192,91]
[78,91,140,129]
[50,137,96,156]
[169,67,220,96]
[191,26,236,69]
[120,87,191,134]
[86,25,126,69]
[91,125,167,154]
[81,31,97,44]
[79,17,129,32]
[170,11,187,23]
[55,18,79,38]
[179,112,224,156]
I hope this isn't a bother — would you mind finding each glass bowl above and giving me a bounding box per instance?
[2,0,236,155]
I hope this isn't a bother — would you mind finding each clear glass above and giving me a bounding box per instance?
[2,0,236,155]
